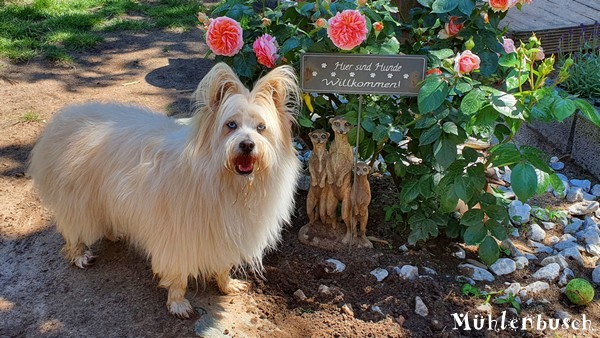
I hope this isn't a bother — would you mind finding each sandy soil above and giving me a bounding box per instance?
[1,27,600,338]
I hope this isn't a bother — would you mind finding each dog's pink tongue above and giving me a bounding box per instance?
[237,156,254,173]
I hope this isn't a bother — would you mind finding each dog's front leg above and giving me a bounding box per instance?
[216,270,249,295]
[161,277,193,318]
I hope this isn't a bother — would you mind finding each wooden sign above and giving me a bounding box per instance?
[301,53,427,96]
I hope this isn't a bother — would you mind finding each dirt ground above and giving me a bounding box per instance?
[2,27,600,338]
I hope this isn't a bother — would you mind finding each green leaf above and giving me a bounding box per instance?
[460,88,486,115]
[373,125,389,142]
[464,224,487,245]
[434,137,457,169]
[280,36,300,55]
[536,170,550,195]
[489,223,508,241]
[491,93,519,118]
[445,218,463,238]
[415,116,437,129]
[401,179,421,203]
[549,173,565,196]
[462,147,479,162]
[429,48,454,60]
[461,209,485,227]
[483,204,509,225]
[575,98,600,128]
[478,51,499,77]
[490,143,521,167]
[505,69,528,92]
[298,114,313,128]
[419,175,435,198]
[408,213,439,244]
[498,53,519,67]
[442,121,459,135]
[417,0,434,7]
[455,175,476,202]
[431,0,458,13]
[457,0,475,15]
[419,124,442,145]
[511,162,538,201]
[358,138,375,160]
[418,76,449,113]
[552,97,577,121]
[438,181,459,213]
[478,236,500,266]
[521,146,552,173]
[389,128,404,143]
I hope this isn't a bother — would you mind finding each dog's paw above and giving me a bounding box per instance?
[73,250,96,269]
[356,236,373,248]
[167,298,194,319]
[220,279,250,295]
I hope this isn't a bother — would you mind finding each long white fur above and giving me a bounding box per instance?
[28,63,301,317]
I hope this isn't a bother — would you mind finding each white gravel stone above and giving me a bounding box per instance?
[520,281,549,297]
[555,311,571,321]
[569,201,600,216]
[586,244,600,256]
[525,253,538,260]
[550,157,565,171]
[528,240,554,254]
[294,289,307,301]
[532,263,560,281]
[504,282,521,296]
[564,219,584,234]
[490,258,517,276]
[514,256,529,270]
[558,268,574,287]
[394,265,419,281]
[453,247,466,259]
[324,259,346,273]
[527,223,546,241]
[591,184,600,197]
[399,244,408,252]
[541,221,556,230]
[476,303,492,314]
[593,266,600,284]
[559,247,585,266]
[547,235,561,246]
[583,227,600,245]
[583,192,597,201]
[370,268,389,282]
[415,296,428,317]
[509,200,531,224]
[458,264,495,282]
[541,255,569,270]
[570,179,592,192]
[566,187,584,202]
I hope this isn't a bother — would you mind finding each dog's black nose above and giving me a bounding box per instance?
[239,140,255,153]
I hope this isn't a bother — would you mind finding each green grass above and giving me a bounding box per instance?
[20,111,42,122]
[0,0,205,62]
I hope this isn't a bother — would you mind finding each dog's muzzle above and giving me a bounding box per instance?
[234,140,256,175]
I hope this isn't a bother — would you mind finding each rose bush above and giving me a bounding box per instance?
[202,0,600,265]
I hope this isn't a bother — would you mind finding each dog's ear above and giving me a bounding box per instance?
[193,63,245,113]
[251,66,301,124]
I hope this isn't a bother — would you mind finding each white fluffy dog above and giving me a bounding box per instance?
[28,63,301,318]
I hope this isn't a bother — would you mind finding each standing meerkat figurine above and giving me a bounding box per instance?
[352,162,373,248]
[321,116,353,241]
[306,129,329,225]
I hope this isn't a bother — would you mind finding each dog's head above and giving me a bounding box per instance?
[190,63,300,177]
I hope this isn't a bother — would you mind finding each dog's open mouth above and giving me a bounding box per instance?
[234,155,256,175]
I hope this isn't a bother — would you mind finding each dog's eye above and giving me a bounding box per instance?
[257,123,266,132]
[226,121,237,129]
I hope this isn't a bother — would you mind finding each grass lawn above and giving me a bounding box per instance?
[0,0,205,63]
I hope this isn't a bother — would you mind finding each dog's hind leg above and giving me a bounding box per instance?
[160,276,193,318]
[56,213,102,269]
[216,270,249,295]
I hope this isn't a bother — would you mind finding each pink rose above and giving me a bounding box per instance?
[502,37,516,53]
[438,16,464,39]
[205,17,243,57]
[454,50,481,76]
[253,34,279,68]
[487,0,518,12]
[327,10,368,51]
[535,46,545,61]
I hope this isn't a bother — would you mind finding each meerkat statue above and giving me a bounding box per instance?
[306,129,329,225]
[320,116,354,241]
[351,162,373,248]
